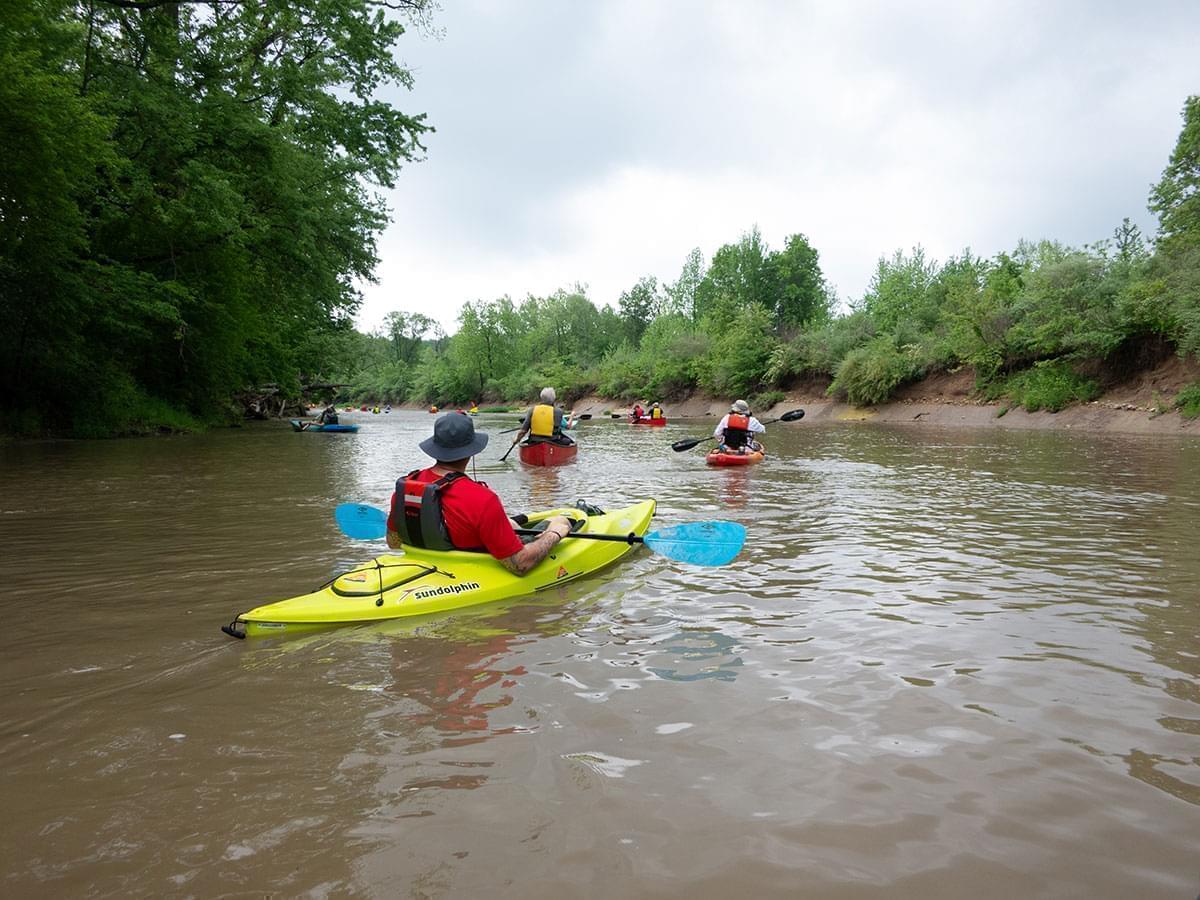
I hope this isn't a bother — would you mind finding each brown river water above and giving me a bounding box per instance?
[1,411,1198,898]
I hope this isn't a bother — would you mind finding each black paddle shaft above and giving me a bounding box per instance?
[514,528,644,545]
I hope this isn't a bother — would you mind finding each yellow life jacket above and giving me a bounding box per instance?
[650,406,663,419]
[530,403,556,437]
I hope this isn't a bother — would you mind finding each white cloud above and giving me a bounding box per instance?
[359,0,1200,332]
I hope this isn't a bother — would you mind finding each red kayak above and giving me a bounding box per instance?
[630,416,667,426]
[706,447,765,467]
[519,441,578,466]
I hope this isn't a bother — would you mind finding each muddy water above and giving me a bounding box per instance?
[1,412,1198,898]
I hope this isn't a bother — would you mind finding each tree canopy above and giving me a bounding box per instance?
[0,0,430,435]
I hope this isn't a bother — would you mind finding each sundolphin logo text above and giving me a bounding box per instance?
[413,581,481,600]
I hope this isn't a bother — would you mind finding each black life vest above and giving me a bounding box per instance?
[724,413,750,449]
[391,469,468,551]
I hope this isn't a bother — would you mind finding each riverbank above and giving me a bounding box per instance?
[570,352,1200,436]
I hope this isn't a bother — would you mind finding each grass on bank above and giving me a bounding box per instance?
[981,361,1100,413]
[1176,381,1200,419]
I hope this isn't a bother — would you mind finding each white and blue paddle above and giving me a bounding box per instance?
[333,503,746,567]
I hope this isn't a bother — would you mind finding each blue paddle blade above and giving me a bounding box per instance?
[335,503,388,540]
[643,521,746,566]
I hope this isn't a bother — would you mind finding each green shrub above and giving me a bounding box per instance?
[827,335,925,406]
[699,305,778,396]
[648,332,708,398]
[1175,381,1200,419]
[71,373,205,437]
[749,390,786,411]
[595,344,651,400]
[1006,252,1124,360]
[767,311,874,381]
[1002,360,1100,412]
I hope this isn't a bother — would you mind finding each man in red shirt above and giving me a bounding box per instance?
[386,413,573,575]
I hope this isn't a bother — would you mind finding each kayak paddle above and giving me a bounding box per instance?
[672,408,804,452]
[333,503,746,566]
[518,520,745,566]
[335,503,391,540]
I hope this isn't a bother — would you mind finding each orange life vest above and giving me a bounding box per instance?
[724,413,750,449]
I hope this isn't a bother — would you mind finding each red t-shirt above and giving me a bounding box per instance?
[387,468,524,561]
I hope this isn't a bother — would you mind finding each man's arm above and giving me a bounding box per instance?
[514,408,532,442]
[713,414,727,438]
[501,515,572,576]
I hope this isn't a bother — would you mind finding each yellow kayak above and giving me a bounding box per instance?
[222,500,656,638]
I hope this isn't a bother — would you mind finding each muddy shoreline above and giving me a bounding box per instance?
[572,352,1200,436]
[381,391,1199,436]
[346,353,1200,436]
[569,395,1200,435]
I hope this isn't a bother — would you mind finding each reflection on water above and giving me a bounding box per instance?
[715,468,752,509]
[646,630,744,682]
[0,414,1198,896]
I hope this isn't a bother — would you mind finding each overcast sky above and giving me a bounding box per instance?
[360,0,1199,333]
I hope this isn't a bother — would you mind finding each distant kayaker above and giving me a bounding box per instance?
[649,402,664,420]
[714,400,765,454]
[512,387,576,450]
[387,413,574,576]
[631,401,645,419]
[316,405,339,425]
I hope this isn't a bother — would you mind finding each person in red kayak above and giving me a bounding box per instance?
[511,387,576,451]
[713,399,765,454]
[631,400,645,419]
[649,401,664,420]
[387,413,573,575]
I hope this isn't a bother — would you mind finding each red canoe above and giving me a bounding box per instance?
[630,416,667,426]
[519,441,578,466]
[706,447,765,467]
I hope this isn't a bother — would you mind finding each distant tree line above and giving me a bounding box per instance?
[347,96,1199,419]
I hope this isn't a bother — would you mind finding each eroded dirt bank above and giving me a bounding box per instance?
[573,353,1200,436]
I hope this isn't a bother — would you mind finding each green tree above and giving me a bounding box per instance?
[0,0,433,435]
[617,275,661,344]
[859,246,939,333]
[769,233,830,330]
[665,247,705,323]
[383,311,439,364]
[1150,96,1200,250]
[696,226,774,329]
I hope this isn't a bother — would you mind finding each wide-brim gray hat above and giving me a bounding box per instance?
[732,399,750,414]
[420,412,490,461]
